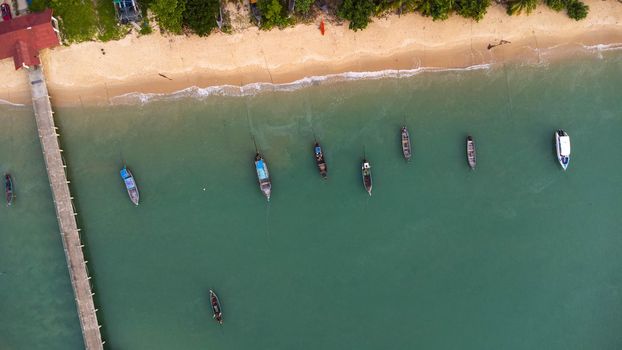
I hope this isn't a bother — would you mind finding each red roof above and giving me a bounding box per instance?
[0,9,60,70]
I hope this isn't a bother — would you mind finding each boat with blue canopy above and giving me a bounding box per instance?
[120,166,140,205]
[255,153,272,201]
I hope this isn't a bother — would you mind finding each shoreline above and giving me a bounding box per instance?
[0,2,621,107]
[108,63,495,105]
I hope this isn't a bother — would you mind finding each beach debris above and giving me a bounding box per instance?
[319,17,325,35]
[158,73,173,80]
[487,39,511,50]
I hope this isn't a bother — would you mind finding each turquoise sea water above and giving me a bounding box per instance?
[2,51,622,349]
[0,106,83,349]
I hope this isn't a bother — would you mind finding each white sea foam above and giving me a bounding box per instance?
[110,64,493,105]
[579,43,622,59]
[582,43,622,52]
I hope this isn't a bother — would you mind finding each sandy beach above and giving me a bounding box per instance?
[1,1,621,106]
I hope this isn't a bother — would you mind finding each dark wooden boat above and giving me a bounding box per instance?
[254,153,272,201]
[313,142,328,179]
[401,126,412,161]
[120,166,140,205]
[5,173,14,206]
[466,136,477,169]
[209,289,223,324]
[361,159,372,196]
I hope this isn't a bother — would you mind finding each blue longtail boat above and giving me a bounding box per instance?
[120,166,140,205]
[254,153,272,201]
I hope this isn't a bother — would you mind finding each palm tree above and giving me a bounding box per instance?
[506,0,537,15]
[391,0,420,16]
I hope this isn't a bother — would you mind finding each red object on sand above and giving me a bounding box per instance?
[320,18,325,35]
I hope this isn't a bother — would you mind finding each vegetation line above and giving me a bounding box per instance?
[30,0,589,44]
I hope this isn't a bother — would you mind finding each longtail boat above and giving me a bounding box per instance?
[313,142,328,179]
[401,126,412,161]
[255,153,272,201]
[361,159,373,196]
[120,166,140,205]
[466,136,477,170]
[5,174,13,206]
[209,289,223,325]
[555,129,570,170]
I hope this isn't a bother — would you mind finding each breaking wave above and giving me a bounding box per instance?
[110,64,493,105]
[581,43,622,52]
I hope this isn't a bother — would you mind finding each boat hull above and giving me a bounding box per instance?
[255,154,272,201]
[314,143,328,178]
[401,127,412,160]
[120,167,140,205]
[466,136,477,169]
[5,174,13,206]
[127,188,139,206]
[361,160,372,195]
[555,130,571,170]
[209,289,223,324]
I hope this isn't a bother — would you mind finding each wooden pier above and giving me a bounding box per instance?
[28,66,104,350]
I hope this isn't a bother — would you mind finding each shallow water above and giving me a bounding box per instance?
[0,106,83,350]
[2,51,622,349]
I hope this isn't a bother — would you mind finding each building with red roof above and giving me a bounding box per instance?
[0,9,60,70]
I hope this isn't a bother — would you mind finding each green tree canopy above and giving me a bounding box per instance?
[296,0,315,15]
[29,0,48,12]
[506,0,537,15]
[183,0,220,36]
[338,0,375,31]
[37,0,98,42]
[392,0,421,15]
[151,0,186,34]
[544,0,564,11]
[259,0,291,29]
[454,0,490,21]
[566,0,588,20]
[417,0,455,21]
